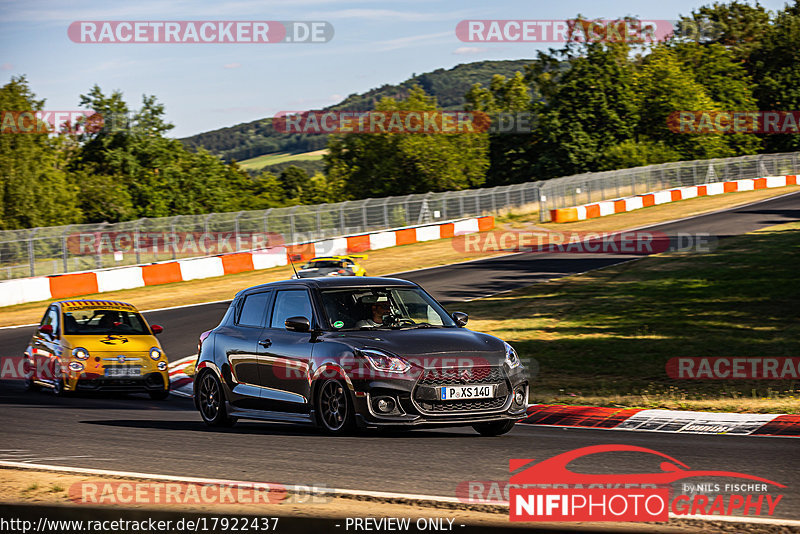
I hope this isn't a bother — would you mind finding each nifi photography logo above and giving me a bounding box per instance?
[507,445,784,522]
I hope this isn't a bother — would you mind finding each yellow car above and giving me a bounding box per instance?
[293,255,368,278]
[23,299,170,399]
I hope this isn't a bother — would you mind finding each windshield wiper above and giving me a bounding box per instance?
[403,322,439,329]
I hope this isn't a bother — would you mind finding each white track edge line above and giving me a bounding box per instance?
[1,461,798,526]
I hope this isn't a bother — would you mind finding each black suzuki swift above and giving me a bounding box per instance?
[194,277,528,435]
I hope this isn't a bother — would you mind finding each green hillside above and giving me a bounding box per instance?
[179,59,534,163]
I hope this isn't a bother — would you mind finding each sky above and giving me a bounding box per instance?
[1,0,792,138]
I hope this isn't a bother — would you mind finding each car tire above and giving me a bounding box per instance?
[52,376,67,396]
[472,419,516,436]
[197,371,236,427]
[52,362,68,397]
[315,379,355,435]
[149,389,170,400]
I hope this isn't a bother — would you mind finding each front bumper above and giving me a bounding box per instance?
[350,365,528,429]
[71,371,169,393]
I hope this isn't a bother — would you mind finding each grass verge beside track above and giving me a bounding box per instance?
[461,221,800,414]
[0,185,796,327]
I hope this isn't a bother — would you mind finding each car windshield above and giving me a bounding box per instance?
[319,287,456,330]
[302,260,343,269]
[63,308,151,335]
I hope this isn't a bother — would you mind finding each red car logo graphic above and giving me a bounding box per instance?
[510,444,785,487]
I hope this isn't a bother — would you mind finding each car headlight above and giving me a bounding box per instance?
[68,361,84,372]
[359,349,411,373]
[504,342,520,369]
[72,347,89,360]
[157,361,167,371]
[149,347,162,360]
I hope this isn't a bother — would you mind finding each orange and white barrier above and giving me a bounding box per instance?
[0,217,494,307]
[550,175,798,223]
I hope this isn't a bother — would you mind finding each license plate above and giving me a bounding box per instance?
[440,384,496,400]
[105,367,140,377]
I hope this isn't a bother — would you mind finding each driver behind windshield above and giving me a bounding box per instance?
[355,297,392,328]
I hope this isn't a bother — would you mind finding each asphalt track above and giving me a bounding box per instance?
[1,191,799,522]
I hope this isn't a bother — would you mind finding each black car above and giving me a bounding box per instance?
[194,277,529,435]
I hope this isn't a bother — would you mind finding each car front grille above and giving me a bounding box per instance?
[416,366,504,386]
[415,396,508,413]
[412,365,510,415]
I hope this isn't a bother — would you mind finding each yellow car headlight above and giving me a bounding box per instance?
[149,347,162,360]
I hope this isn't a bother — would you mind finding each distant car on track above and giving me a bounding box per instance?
[292,255,367,278]
[194,277,529,435]
[23,299,170,399]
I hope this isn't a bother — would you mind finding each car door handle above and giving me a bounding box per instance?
[259,339,272,348]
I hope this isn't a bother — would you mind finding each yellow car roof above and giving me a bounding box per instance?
[312,255,366,261]
[59,299,138,312]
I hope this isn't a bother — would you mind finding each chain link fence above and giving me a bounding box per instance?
[1,151,798,280]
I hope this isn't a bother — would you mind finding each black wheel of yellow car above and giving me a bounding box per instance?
[52,362,68,397]
[472,419,516,436]
[316,379,355,435]
[149,389,169,400]
[198,372,236,427]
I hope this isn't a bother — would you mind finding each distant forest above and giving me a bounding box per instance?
[178,60,534,163]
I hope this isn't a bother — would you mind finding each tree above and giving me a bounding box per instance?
[0,76,81,229]
[466,72,535,185]
[750,1,800,152]
[675,1,771,63]
[528,42,639,179]
[325,85,488,198]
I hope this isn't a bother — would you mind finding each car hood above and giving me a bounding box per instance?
[63,334,160,353]
[323,328,507,367]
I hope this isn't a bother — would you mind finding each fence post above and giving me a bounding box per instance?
[61,227,69,273]
[28,229,36,277]
[234,212,243,252]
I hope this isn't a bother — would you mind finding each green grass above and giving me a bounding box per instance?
[238,150,327,171]
[462,221,800,413]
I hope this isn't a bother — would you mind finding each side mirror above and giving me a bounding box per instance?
[452,312,469,327]
[39,324,54,336]
[151,324,164,335]
[285,316,311,332]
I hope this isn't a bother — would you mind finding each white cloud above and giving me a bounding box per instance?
[453,46,488,55]
[308,8,457,22]
[1,62,13,70]
[375,31,452,51]
[223,63,242,69]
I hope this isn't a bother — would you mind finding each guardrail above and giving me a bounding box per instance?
[1,151,798,280]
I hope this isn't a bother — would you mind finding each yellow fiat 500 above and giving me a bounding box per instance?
[24,300,170,399]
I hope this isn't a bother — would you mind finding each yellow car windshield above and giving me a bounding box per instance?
[63,308,150,335]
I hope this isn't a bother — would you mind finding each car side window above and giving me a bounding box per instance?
[271,290,313,329]
[237,292,271,327]
[42,306,59,336]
